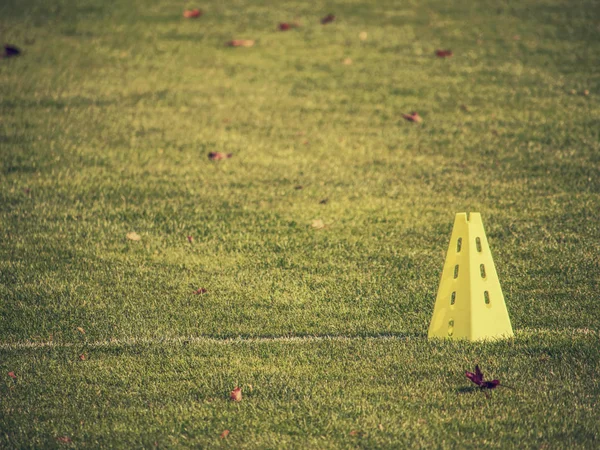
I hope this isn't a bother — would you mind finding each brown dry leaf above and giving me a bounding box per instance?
[76,327,85,335]
[583,90,590,96]
[187,235,194,243]
[402,112,422,123]
[8,371,16,380]
[56,436,73,444]
[321,14,335,24]
[311,219,325,229]
[343,57,352,65]
[378,424,384,431]
[183,9,202,18]
[194,288,207,295]
[79,354,86,361]
[230,386,242,402]
[208,152,233,160]
[126,232,141,241]
[435,49,453,58]
[227,40,255,47]
[220,430,230,439]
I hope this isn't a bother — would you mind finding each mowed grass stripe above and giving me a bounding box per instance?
[0,327,596,351]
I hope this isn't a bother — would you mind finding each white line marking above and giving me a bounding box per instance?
[0,328,596,351]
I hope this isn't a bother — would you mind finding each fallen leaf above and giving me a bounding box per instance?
[465,365,506,390]
[208,152,233,160]
[402,112,422,123]
[311,219,325,229]
[378,424,384,431]
[220,430,230,439]
[512,35,521,40]
[583,90,590,96]
[76,327,85,335]
[279,23,291,31]
[183,9,202,18]
[56,436,72,444]
[321,14,335,24]
[227,40,255,47]
[2,44,21,59]
[78,354,86,361]
[343,57,352,65]
[8,371,16,380]
[349,430,358,436]
[230,386,242,402]
[126,232,141,241]
[187,235,194,243]
[194,288,207,295]
[435,49,453,58]
[247,384,253,392]
[359,31,368,41]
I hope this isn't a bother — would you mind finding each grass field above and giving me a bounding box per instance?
[1,0,599,447]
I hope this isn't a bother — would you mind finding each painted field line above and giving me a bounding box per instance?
[0,328,597,351]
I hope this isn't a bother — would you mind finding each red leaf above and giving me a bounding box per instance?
[220,430,230,439]
[230,386,242,402]
[183,9,202,18]
[8,371,16,380]
[194,288,207,295]
[279,23,291,31]
[208,152,233,160]
[402,112,422,123]
[2,44,21,59]
[466,365,503,390]
[321,14,335,24]
[78,354,86,361]
[435,49,453,58]
[187,235,194,243]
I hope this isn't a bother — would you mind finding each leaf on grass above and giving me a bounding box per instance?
[378,424,384,431]
[349,430,358,436]
[76,327,85,335]
[402,112,422,123]
[194,288,207,295]
[208,152,233,160]
[8,371,16,380]
[279,23,291,31]
[230,386,242,402]
[126,232,141,241]
[183,9,202,18]
[79,354,86,361]
[56,436,73,444]
[321,14,335,24]
[2,44,21,59]
[311,219,325,229]
[227,40,255,47]
[435,49,453,58]
[465,365,501,390]
[220,430,230,439]
[343,57,352,65]
[187,235,194,243]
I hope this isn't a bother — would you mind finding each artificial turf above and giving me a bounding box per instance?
[1,0,599,447]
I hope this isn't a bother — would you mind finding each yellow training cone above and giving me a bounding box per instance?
[428,213,513,341]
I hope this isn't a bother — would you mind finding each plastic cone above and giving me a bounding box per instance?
[428,213,513,341]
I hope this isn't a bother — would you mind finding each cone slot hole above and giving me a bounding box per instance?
[484,291,490,305]
[476,237,482,252]
[480,264,486,279]
[456,238,462,253]
[454,265,459,279]
[450,291,456,305]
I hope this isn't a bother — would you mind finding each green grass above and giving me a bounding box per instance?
[1,0,599,447]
